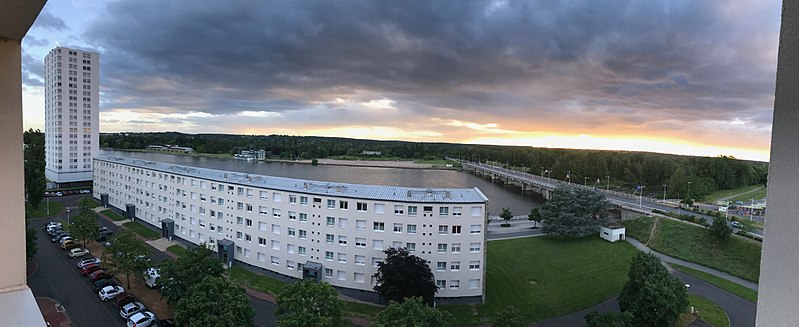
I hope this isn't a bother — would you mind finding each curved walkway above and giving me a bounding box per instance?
[625,238,758,291]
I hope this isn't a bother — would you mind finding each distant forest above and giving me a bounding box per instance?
[100,132,767,200]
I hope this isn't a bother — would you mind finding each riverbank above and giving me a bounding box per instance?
[266,158,459,170]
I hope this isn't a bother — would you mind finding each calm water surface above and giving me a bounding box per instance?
[100,150,544,216]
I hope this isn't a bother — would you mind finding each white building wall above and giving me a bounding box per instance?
[93,158,487,299]
[44,46,99,183]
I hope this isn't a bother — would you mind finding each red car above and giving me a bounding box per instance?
[89,270,113,282]
[112,292,136,309]
[80,264,102,276]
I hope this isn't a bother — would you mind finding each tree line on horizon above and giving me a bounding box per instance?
[100,132,767,200]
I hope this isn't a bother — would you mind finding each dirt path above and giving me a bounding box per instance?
[646,217,660,246]
[718,187,764,202]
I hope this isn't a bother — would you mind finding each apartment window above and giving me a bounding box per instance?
[450,261,460,271]
[436,280,446,288]
[273,208,282,218]
[469,279,480,289]
[471,206,482,217]
[236,246,242,254]
[259,191,268,200]
[339,201,348,210]
[289,195,296,203]
[439,207,449,216]
[407,224,417,234]
[392,241,402,249]
[258,237,267,246]
[288,211,297,220]
[327,199,336,208]
[356,220,367,230]
[299,213,307,222]
[469,243,481,253]
[246,204,253,212]
[373,239,384,250]
[325,251,334,261]
[354,272,365,283]
[298,246,306,256]
[338,218,348,228]
[357,202,367,211]
[287,244,295,254]
[337,253,347,263]
[324,268,333,278]
[246,219,253,227]
[338,235,347,245]
[408,206,418,216]
[451,225,462,235]
[271,256,279,265]
[449,280,460,290]
[470,225,481,234]
[406,242,416,252]
[452,243,461,253]
[286,260,295,270]
[326,216,335,226]
[272,193,282,202]
[393,223,403,233]
[469,261,481,270]
[453,207,462,216]
[287,228,296,237]
[237,217,244,225]
[438,225,448,235]
[300,196,308,205]
[374,203,385,214]
[259,222,267,232]
[372,257,381,268]
[437,243,448,253]
[394,205,404,215]
[424,206,433,213]
[299,230,307,239]
[271,240,280,251]
[373,222,385,231]
[436,262,447,271]
[326,234,334,244]
[237,202,244,211]
[257,252,266,262]
[355,238,366,247]
[337,270,346,281]
[272,224,281,235]
[245,234,251,242]
[236,231,243,240]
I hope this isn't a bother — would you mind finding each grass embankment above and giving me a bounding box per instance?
[100,209,127,221]
[728,188,767,204]
[26,201,65,219]
[621,216,655,244]
[702,185,764,203]
[123,221,161,240]
[328,155,405,161]
[83,197,102,208]
[670,263,757,303]
[649,218,761,282]
[441,236,639,325]
[167,245,188,257]
[688,294,730,327]
[413,159,452,165]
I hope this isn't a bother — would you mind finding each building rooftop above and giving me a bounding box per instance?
[96,156,489,204]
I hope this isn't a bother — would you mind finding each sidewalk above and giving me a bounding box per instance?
[626,238,758,291]
[37,297,70,327]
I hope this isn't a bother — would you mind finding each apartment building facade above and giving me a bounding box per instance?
[93,156,489,301]
[44,46,99,184]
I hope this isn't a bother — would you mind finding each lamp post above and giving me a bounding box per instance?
[750,198,755,221]
[687,181,692,205]
[566,170,571,183]
[67,208,71,225]
[606,176,610,191]
[46,196,50,216]
[584,176,589,187]
[662,184,667,203]
[639,186,646,208]
[541,167,544,177]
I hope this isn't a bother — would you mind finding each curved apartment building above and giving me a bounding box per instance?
[92,156,488,302]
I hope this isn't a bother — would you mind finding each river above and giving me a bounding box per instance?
[99,149,544,216]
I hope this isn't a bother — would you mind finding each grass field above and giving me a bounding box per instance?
[100,209,127,221]
[167,245,188,257]
[413,159,451,165]
[123,221,161,240]
[649,219,761,282]
[702,185,764,203]
[689,294,730,327]
[26,201,65,218]
[670,263,757,303]
[621,216,655,244]
[328,155,405,161]
[82,197,102,208]
[727,188,767,204]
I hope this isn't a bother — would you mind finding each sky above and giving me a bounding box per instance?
[21,1,781,161]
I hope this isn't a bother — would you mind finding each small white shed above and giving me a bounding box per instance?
[600,225,626,243]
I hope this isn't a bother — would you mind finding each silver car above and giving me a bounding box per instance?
[119,302,145,320]
[127,311,156,327]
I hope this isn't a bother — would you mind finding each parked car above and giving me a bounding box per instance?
[90,270,114,282]
[80,264,102,276]
[45,222,61,232]
[152,319,176,327]
[51,232,68,243]
[47,227,63,235]
[731,221,742,229]
[80,189,92,194]
[54,191,63,197]
[98,285,125,301]
[99,226,109,234]
[94,278,118,292]
[126,311,156,327]
[113,292,137,309]
[119,301,145,320]
[57,235,73,244]
[69,248,89,258]
[77,257,101,269]
[61,240,78,250]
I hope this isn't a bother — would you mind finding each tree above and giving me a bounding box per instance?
[373,297,452,327]
[739,219,756,236]
[618,252,688,327]
[175,276,254,327]
[26,228,37,260]
[69,200,100,247]
[275,280,349,327]
[492,305,525,327]
[158,245,225,304]
[709,216,732,243]
[584,311,633,327]
[104,230,152,289]
[23,129,46,209]
[528,208,541,229]
[539,186,610,239]
[374,247,438,304]
[499,208,513,226]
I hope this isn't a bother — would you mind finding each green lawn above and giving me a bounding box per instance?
[670,263,757,303]
[702,185,763,203]
[26,201,65,218]
[100,209,127,221]
[167,245,188,257]
[227,267,288,297]
[621,216,655,244]
[413,159,451,165]
[728,188,767,204]
[455,236,639,325]
[342,301,383,319]
[82,197,102,208]
[689,294,730,327]
[648,219,761,282]
[122,221,161,240]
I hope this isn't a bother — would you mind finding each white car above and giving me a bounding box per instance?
[69,248,90,258]
[98,285,125,301]
[119,301,145,320]
[45,222,62,232]
[126,311,156,327]
[77,257,101,269]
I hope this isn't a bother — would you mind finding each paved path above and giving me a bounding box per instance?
[626,238,758,291]
[37,297,71,327]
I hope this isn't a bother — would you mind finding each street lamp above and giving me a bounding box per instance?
[67,208,71,225]
[662,184,667,203]
[541,167,544,177]
[606,176,610,191]
[750,198,755,221]
[566,170,571,183]
[639,186,646,208]
[584,176,589,187]
[686,181,692,204]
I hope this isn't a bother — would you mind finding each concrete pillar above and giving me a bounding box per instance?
[757,2,799,325]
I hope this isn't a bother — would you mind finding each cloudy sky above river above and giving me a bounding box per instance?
[22,0,780,161]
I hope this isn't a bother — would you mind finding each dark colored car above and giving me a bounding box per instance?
[89,270,114,282]
[51,232,68,243]
[113,292,136,309]
[152,319,176,327]
[94,278,118,292]
[81,264,102,276]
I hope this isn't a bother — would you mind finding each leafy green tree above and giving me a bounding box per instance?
[374,247,438,304]
[26,228,37,260]
[23,129,46,209]
[104,230,151,289]
[276,280,349,327]
[158,245,225,304]
[618,252,688,327]
[528,208,541,229]
[492,305,525,327]
[584,311,633,327]
[373,296,452,327]
[539,186,610,239]
[175,276,254,327]
[69,202,100,247]
[499,208,513,226]
[709,217,732,243]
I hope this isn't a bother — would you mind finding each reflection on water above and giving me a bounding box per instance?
[100,149,544,216]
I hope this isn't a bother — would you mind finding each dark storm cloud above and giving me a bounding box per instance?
[21,52,44,87]
[85,0,778,130]
[32,10,67,31]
